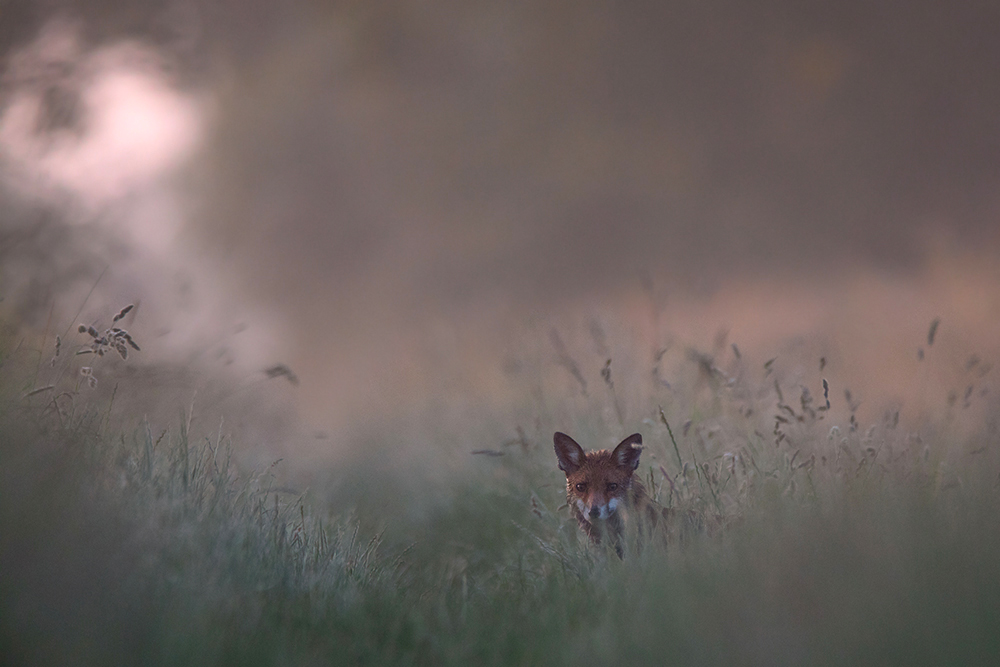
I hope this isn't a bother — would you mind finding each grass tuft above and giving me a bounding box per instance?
[3,309,1000,666]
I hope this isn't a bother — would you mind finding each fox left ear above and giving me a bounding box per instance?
[554,432,586,474]
[612,433,643,471]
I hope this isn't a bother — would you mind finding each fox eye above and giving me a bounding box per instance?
[607,483,618,491]
[575,482,587,492]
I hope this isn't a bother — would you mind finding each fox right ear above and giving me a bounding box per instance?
[612,433,643,471]
[554,432,585,474]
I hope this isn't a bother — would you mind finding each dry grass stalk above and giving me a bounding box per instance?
[549,329,587,396]
[601,358,625,426]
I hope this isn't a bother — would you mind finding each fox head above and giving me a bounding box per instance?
[554,432,643,521]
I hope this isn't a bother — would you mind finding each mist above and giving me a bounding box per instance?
[2,0,999,459]
[6,5,1000,663]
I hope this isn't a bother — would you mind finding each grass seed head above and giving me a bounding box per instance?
[601,358,613,387]
[928,317,941,346]
[112,304,134,323]
[264,364,300,386]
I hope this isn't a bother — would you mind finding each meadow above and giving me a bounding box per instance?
[2,307,1000,667]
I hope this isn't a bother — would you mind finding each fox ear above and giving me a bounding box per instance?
[554,432,585,474]
[612,433,642,471]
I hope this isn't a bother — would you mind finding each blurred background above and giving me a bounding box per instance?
[2,0,999,465]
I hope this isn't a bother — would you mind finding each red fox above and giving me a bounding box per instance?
[554,432,668,557]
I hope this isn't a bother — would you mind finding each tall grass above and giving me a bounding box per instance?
[2,313,1000,666]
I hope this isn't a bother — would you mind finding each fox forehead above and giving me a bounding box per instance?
[566,451,633,487]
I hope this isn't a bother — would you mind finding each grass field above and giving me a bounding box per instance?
[2,311,1000,666]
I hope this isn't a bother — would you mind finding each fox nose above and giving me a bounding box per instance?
[588,506,600,519]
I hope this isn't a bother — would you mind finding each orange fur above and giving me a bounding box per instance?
[554,432,669,557]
